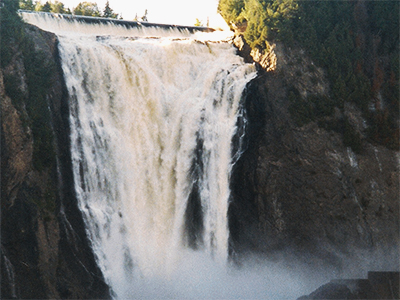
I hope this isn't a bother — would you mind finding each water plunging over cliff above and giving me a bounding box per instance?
[22,12,259,298]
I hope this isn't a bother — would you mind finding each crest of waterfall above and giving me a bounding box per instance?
[23,12,256,298]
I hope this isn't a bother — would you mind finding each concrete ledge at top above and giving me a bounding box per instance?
[19,10,215,33]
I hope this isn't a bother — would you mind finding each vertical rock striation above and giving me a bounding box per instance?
[230,39,399,275]
[1,24,110,299]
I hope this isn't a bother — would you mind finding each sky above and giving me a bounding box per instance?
[60,0,230,29]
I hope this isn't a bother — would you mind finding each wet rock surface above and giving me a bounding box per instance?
[1,24,110,299]
[230,41,399,274]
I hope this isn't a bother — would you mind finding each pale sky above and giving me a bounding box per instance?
[60,0,229,29]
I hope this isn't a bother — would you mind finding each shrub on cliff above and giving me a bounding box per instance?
[218,0,399,151]
[218,0,297,48]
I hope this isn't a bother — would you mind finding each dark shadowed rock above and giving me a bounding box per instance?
[298,272,399,299]
[1,24,110,299]
[230,40,399,273]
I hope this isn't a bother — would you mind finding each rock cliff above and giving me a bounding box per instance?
[1,24,110,299]
[229,37,399,276]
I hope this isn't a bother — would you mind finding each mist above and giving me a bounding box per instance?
[119,251,332,300]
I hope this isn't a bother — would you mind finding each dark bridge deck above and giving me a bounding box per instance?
[19,10,215,33]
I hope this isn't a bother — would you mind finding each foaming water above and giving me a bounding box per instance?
[64,36,254,298]
[23,12,262,298]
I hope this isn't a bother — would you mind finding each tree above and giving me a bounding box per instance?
[103,0,118,19]
[218,0,298,48]
[50,1,67,13]
[73,2,101,17]
[141,9,148,22]
[194,18,203,27]
[19,0,35,10]
[36,1,52,12]
[217,0,245,25]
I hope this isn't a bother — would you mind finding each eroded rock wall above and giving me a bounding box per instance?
[230,40,399,275]
[1,24,110,299]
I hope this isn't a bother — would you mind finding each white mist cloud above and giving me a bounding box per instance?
[118,251,329,299]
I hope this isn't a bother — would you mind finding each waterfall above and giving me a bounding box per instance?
[22,13,257,298]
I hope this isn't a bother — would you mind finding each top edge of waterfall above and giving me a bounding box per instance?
[20,10,236,41]
[19,10,215,33]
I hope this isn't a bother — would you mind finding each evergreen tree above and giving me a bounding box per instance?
[41,1,52,12]
[103,0,118,19]
[217,0,245,25]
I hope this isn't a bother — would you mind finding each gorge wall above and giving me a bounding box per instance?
[230,37,399,274]
[1,24,109,299]
[1,19,398,300]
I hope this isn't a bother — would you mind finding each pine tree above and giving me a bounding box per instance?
[103,0,118,19]
[41,1,52,12]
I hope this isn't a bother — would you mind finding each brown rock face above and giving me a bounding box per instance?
[229,42,399,275]
[1,24,110,299]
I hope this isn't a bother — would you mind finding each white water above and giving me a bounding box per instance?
[22,13,267,298]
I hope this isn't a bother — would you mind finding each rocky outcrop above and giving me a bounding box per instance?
[232,34,277,71]
[230,40,399,274]
[1,24,110,299]
[298,272,399,299]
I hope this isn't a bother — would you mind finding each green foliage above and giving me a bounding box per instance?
[243,0,269,49]
[218,0,399,150]
[194,18,203,27]
[19,0,35,10]
[73,1,100,17]
[292,1,399,150]
[103,0,118,19]
[50,1,68,13]
[20,0,71,14]
[242,0,298,48]
[40,1,52,12]
[218,0,298,45]
[217,0,245,25]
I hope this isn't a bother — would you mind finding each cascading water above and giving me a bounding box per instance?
[23,12,259,298]
[21,12,330,300]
